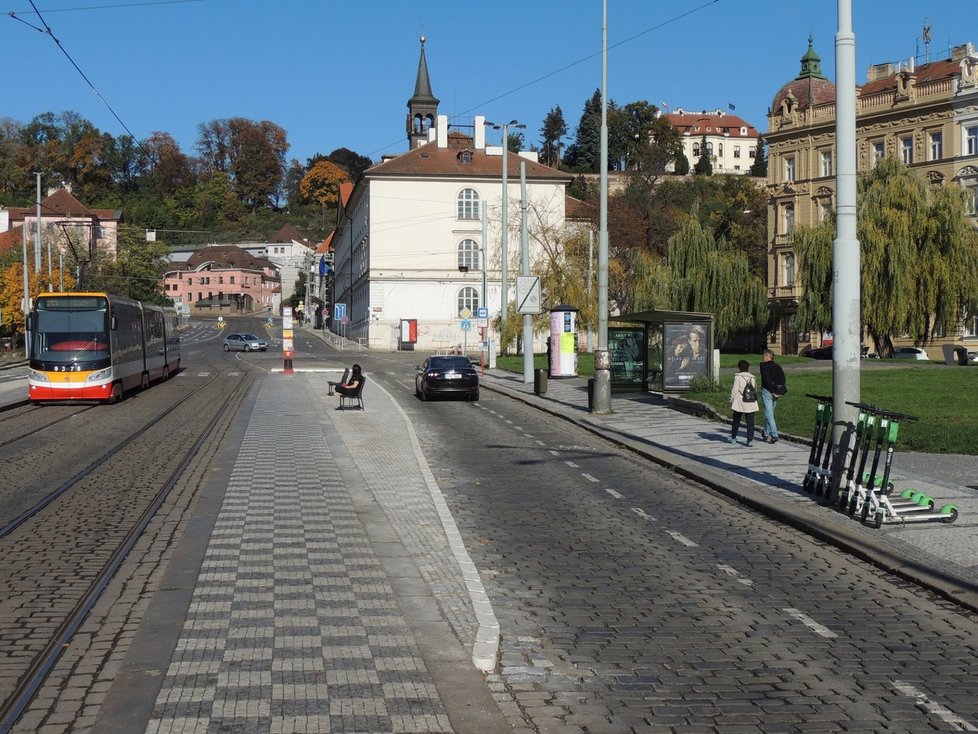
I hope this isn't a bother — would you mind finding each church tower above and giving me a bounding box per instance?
[406,36,439,149]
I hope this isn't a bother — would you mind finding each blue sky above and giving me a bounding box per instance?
[2,1,974,167]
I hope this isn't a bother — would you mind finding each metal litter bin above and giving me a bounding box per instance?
[534,368,548,395]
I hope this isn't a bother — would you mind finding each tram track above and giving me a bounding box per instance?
[0,404,98,451]
[0,365,256,734]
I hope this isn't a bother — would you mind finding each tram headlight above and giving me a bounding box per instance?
[28,369,49,382]
[86,368,112,382]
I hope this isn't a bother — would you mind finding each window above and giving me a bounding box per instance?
[717,143,723,156]
[218,276,224,284]
[929,131,943,160]
[872,140,885,165]
[457,286,479,316]
[458,239,479,270]
[821,150,833,177]
[785,156,796,182]
[965,184,978,216]
[966,126,978,157]
[965,314,978,338]
[901,137,913,164]
[230,276,235,284]
[783,204,795,234]
[457,188,480,220]
[733,145,741,159]
[785,254,795,286]
[187,277,193,286]
[820,202,833,223]
[749,146,756,159]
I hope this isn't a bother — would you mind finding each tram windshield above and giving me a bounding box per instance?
[31,296,110,365]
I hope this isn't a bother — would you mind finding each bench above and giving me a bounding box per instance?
[338,375,365,411]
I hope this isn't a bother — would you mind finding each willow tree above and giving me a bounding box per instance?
[795,158,978,355]
[666,207,767,344]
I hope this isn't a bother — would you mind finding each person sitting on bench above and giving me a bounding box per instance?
[334,364,363,399]
[327,367,350,396]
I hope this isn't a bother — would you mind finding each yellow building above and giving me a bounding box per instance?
[764,37,978,355]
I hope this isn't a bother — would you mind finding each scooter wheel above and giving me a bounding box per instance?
[939,504,958,523]
[915,494,935,509]
[802,476,812,493]
[882,481,895,496]
[873,511,884,529]
[848,497,858,516]
[860,502,871,524]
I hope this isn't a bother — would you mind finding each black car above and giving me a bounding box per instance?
[415,355,479,401]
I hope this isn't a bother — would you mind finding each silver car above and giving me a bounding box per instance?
[223,333,268,352]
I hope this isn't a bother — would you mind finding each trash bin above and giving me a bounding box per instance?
[534,368,548,395]
[587,378,595,410]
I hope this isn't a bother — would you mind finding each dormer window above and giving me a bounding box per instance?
[459,150,473,164]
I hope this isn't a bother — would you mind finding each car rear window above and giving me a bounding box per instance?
[432,357,472,370]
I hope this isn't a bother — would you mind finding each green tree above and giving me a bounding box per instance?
[794,158,978,354]
[693,134,713,175]
[666,205,767,343]
[78,227,171,303]
[749,137,768,177]
[539,106,568,168]
[564,89,602,173]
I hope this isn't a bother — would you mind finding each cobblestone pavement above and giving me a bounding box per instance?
[478,370,978,612]
[94,372,509,734]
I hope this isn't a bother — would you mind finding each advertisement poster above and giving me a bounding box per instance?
[609,327,645,387]
[663,322,709,390]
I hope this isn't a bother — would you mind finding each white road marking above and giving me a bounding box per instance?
[893,681,978,731]
[631,507,657,521]
[580,473,599,483]
[535,440,545,446]
[564,461,579,468]
[666,530,697,547]
[549,450,560,456]
[605,488,623,499]
[716,564,754,587]
[782,608,837,638]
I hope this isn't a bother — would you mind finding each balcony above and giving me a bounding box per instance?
[769,285,799,301]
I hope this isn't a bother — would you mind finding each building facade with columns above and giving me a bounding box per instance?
[764,38,978,355]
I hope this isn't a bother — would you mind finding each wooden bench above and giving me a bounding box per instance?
[338,375,365,410]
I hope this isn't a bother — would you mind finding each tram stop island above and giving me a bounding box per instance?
[609,310,715,394]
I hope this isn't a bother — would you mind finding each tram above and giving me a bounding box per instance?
[27,292,181,403]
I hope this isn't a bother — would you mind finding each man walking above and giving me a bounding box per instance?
[759,349,787,443]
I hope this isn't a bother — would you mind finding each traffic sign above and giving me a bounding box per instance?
[460,319,472,331]
[516,276,542,314]
[334,303,346,320]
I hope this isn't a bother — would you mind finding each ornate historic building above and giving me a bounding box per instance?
[764,38,978,354]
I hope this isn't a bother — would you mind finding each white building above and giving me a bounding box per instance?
[331,39,573,352]
[662,108,761,174]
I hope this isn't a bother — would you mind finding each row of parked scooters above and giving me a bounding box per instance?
[801,395,958,528]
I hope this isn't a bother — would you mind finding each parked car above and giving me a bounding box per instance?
[800,345,833,360]
[969,351,978,365]
[893,347,929,361]
[415,355,479,401]
[223,333,268,352]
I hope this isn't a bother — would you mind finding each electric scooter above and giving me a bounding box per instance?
[803,395,833,493]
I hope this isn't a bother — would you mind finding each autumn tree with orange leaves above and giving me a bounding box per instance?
[299,160,350,208]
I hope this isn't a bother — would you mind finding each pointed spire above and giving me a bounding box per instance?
[410,35,439,106]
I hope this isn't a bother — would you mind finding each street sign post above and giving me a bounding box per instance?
[516,276,542,314]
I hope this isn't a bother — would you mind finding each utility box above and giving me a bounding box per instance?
[534,368,548,395]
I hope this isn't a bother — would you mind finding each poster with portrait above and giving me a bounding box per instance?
[663,321,710,390]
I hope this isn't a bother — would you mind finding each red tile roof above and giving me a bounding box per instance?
[367,133,571,181]
[664,112,759,138]
[858,58,959,97]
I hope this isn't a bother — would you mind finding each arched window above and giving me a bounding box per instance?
[457,286,480,316]
[785,253,796,286]
[458,239,479,270]
[457,188,480,220]
[783,203,795,234]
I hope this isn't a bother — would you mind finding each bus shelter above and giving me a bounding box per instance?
[609,310,715,393]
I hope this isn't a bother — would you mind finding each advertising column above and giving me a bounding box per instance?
[548,305,579,378]
[282,306,294,374]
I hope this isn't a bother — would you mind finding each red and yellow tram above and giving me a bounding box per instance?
[27,292,181,403]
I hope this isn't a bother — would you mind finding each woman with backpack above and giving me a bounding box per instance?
[728,359,759,447]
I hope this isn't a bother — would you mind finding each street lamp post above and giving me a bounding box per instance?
[484,119,525,340]
[591,0,612,413]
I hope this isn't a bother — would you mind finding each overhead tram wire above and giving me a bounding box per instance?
[7,0,202,15]
[15,0,154,156]
[366,0,721,159]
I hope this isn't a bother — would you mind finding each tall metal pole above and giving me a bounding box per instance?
[22,225,30,359]
[500,123,510,330]
[833,0,860,448]
[34,172,42,274]
[520,162,534,384]
[591,0,612,413]
[481,204,494,371]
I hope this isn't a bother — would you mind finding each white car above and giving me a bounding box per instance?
[893,347,929,361]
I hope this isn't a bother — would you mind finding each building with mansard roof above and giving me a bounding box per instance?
[331,37,575,352]
[764,37,978,355]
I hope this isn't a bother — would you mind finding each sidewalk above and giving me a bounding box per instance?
[478,369,978,613]
[96,371,510,733]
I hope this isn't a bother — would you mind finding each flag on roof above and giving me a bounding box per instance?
[728,102,736,110]
[659,100,670,110]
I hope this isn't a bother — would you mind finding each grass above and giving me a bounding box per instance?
[495,353,978,454]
